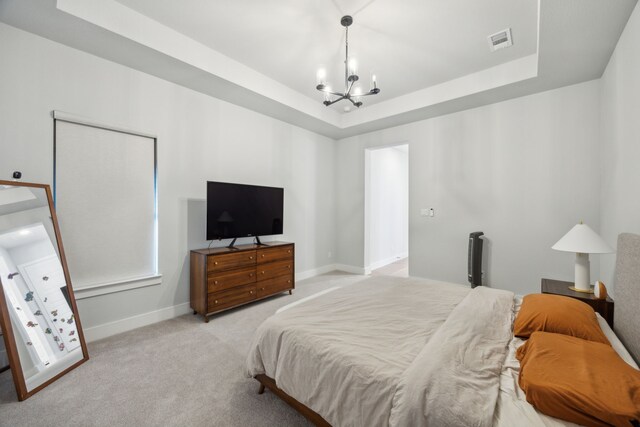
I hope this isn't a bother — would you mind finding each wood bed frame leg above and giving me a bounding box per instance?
[254,374,331,426]
[289,290,292,295]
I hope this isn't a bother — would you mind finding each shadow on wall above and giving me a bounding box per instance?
[482,236,492,287]
[188,198,209,251]
[176,198,209,303]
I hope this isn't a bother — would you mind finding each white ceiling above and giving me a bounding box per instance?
[0,223,49,250]
[0,0,637,138]
[0,186,48,217]
[114,0,538,111]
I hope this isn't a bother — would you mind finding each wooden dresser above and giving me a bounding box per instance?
[190,242,294,322]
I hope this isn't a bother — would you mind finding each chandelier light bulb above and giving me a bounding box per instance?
[324,87,331,101]
[348,58,358,77]
[316,68,326,85]
[372,74,377,89]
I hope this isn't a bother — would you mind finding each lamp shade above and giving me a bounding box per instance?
[552,223,614,254]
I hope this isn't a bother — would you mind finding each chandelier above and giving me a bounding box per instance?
[315,15,380,108]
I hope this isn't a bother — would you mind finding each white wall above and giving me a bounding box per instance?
[337,81,602,295]
[0,23,337,338]
[365,145,408,270]
[599,3,640,295]
[2,4,636,337]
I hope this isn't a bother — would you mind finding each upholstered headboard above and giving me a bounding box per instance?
[613,233,640,364]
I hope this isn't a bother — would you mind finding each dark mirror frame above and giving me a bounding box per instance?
[0,180,89,401]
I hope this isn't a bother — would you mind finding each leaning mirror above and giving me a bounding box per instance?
[0,180,88,401]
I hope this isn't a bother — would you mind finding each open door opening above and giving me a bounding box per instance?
[364,144,409,277]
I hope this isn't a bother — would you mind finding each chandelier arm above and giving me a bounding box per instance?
[359,90,381,97]
[317,89,346,97]
[323,95,347,107]
[345,78,355,96]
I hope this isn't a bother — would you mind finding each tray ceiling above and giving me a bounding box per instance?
[114,0,538,111]
[0,0,637,138]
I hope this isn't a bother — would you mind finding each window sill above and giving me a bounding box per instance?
[73,274,162,300]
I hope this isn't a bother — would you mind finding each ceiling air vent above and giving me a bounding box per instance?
[487,28,513,52]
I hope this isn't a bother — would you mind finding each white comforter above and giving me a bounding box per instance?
[246,276,515,427]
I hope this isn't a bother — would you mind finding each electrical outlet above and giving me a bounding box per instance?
[421,208,435,217]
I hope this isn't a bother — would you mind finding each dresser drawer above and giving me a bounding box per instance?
[208,284,257,312]
[208,267,256,293]
[257,259,293,281]
[207,251,256,273]
[256,276,293,298]
[257,245,293,264]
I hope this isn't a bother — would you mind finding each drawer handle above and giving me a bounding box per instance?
[250,290,254,295]
[287,265,291,269]
[288,280,291,284]
[261,271,265,275]
[249,256,254,260]
[249,273,253,277]
[288,250,291,254]
[214,261,218,265]
[261,254,265,258]
[214,280,218,285]
[214,300,218,304]
[261,287,265,291]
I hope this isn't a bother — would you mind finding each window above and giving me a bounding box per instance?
[53,111,159,298]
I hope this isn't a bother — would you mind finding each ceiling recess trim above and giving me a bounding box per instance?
[0,0,635,139]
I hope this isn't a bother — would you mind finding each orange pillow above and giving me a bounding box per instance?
[517,332,640,427]
[514,294,609,344]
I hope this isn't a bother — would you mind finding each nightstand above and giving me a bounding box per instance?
[541,278,614,328]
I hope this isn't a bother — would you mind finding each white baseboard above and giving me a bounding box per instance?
[332,264,367,275]
[82,264,368,343]
[367,252,408,272]
[83,302,192,343]
[298,263,369,279]
[295,264,339,281]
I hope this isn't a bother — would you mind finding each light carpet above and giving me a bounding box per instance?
[0,272,366,427]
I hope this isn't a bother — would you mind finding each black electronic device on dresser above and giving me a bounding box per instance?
[206,181,284,247]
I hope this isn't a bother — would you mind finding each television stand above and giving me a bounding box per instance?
[227,238,238,249]
[190,241,295,322]
[225,237,269,249]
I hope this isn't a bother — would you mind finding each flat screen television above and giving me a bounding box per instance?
[206,181,284,243]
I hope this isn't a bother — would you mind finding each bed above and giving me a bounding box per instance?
[245,233,640,426]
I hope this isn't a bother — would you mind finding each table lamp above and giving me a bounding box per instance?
[552,221,614,293]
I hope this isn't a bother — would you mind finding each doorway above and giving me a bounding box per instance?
[364,144,409,277]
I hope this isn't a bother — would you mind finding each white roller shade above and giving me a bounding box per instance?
[54,117,157,292]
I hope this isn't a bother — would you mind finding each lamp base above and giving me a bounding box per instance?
[573,252,591,292]
[568,286,594,294]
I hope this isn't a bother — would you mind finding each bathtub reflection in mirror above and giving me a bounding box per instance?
[0,181,88,401]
